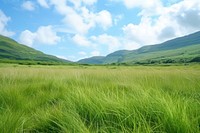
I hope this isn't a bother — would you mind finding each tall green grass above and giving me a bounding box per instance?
[0,65,199,132]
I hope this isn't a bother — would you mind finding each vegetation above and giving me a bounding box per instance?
[0,35,71,64]
[0,64,199,132]
[78,56,105,64]
[1,31,200,66]
[124,44,200,64]
[78,31,200,64]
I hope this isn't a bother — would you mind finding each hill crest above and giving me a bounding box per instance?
[78,31,200,64]
[0,35,72,65]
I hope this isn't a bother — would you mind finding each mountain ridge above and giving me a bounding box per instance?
[78,31,200,64]
[0,31,200,65]
[0,35,72,65]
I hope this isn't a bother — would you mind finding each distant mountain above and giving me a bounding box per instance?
[0,35,72,64]
[78,56,105,64]
[78,31,200,64]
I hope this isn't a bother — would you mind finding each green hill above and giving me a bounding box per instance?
[0,35,72,65]
[78,31,200,64]
[124,44,200,64]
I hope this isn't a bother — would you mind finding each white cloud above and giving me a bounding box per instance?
[56,55,68,60]
[37,0,49,8]
[125,0,162,8]
[77,51,89,60]
[123,0,163,17]
[67,55,76,61]
[63,9,91,34]
[72,32,141,59]
[50,0,90,34]
[72,34,92,47]
[123,17,159,45]
[74,33,140,58]
[78,51,87,56]
[19,30,36,46]
[35,26,61,44]
[72,33,123,54]
[32,0,200,57]
[68,0,97,8]
[82,0,97,5]
[22,1,35,11]
[0,10,14,37]
[114,14,123,25]
[91,50,100,56]
[95,10,112,30]
[67,0,81,9]
[123,41,141,50]
[91,34,121,52]
[171,0,200,32]
[122,0,200,46]
[166,0,182,5]
[49,0,68,15]
[47,0,112,34]
[19,25,60,46]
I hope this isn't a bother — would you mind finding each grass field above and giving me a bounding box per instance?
[0,64,199,133]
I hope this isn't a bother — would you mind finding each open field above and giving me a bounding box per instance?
[0,64,200,132]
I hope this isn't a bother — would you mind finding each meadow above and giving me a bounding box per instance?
[0,64,199,133]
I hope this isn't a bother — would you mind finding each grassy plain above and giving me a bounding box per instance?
[0,64,199,132]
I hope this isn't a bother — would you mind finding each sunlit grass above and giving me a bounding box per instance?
[0,65,199,132]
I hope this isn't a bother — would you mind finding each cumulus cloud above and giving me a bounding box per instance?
[77,51,89,60]
[68,0,97,8]
[91,50,100,56]
[43,0,113,35]
[91,34,121,52]
[78,51,87,56]
[71,33,122,53]
[72,0,200,56]
[123,17,159,45]
[49,0,89,34]
[19,25,60,46]
[73,32,141,53]
[122,0,200,46]
[22,1,35,11]
[95,10,112,30]
[37,0,49,8]
[19,30,35,46]
[114,14,123,25]
[123,0,163,16]
[158,26,175,40]
[124,0,161,9]
[71,31,145,60]
[32,0,200,57]
[0,10,14,37]
[82,0,97,5]
[173,5,200,31]
[72,34,92,47]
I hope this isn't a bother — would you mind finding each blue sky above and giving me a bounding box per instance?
[0,0,200,61]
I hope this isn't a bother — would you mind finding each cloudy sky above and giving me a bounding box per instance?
[0,0,200,61]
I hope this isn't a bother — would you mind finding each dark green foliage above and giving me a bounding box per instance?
[190,57,200,62]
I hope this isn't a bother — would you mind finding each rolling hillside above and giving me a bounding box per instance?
[78,31,200,64]
[0,35,72,64]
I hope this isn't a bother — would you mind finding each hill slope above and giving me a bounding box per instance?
[78,31,200,64]
[0,35,71,64]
